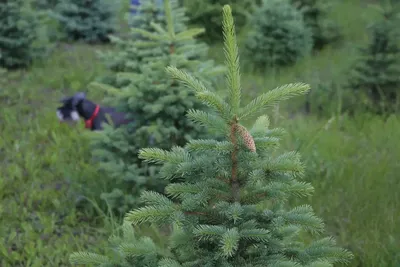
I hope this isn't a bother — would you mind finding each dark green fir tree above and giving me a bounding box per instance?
[128,0,187,32]
[0,0,41,69]
[31,0,65,43]
[347,0,400,114]
[98,0,192,89]
[290,0,342,50]
[70,5,353,266]
[86,0,225,215]
[51,0,120,43]
[244,0,313,69]
[180,0,257,43]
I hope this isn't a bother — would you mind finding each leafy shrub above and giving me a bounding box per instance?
[51,0,120,43]
[0,0,42,69]
[291,0,342,50]
[244,0,313,69]
[70,5,353,266]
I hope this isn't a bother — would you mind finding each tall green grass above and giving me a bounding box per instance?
[278,114,400,266]
[0,44,114,266]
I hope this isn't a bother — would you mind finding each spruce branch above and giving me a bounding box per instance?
[306,260,334,267]
[220,227,240,257]
[119,236,158,257]
[131,27,166,41]
[69,252,110,265]
[193,225,228,241]
[262,151,305,177]
[140,191,175,206]
[186,109,229,134]
[224,202,244,223]
[239,228,271,242]
[283,205,325,234]
[266,180,314,199]
[166,66,231,119]
[139,147,190,165]
[121,221,136,241]
[166,66,209,92]
[250,115,270,135]
[149,21,168,35]
[196,91,232,120]
[253,137,280,150]
[159,258,183,267]
[239,83,310,120]
[304,237,354,265]
[175,28,206,40]
[165,183,203,199]
[125,206,176,225]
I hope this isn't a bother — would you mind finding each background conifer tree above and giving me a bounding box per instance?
[290,0,342,50]
[0,0,42,69]
[87,0,225,215]
[51,0,120,43]
[98,0,193,89]
[244,0,313,69]
[179,0,257,43]
[346,1,400,114]
[129,0,175,29]
[70,5,353,266]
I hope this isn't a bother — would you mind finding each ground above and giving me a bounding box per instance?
[0,0,399,266]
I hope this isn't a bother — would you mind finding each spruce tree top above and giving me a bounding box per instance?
[70,4,353,267]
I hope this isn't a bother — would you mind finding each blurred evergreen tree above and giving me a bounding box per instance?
[290,0,342,50]
[97,0,191,89]
[180,0,257,43]
[51,0,120,43]
[86,0,225,215]
[347,1,400,114]
[0,0,42,69]
[244,0,313,69]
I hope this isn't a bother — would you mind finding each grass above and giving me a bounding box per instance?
[0,43,115,266]
[1,0,399,266]
[278,114,400,266]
